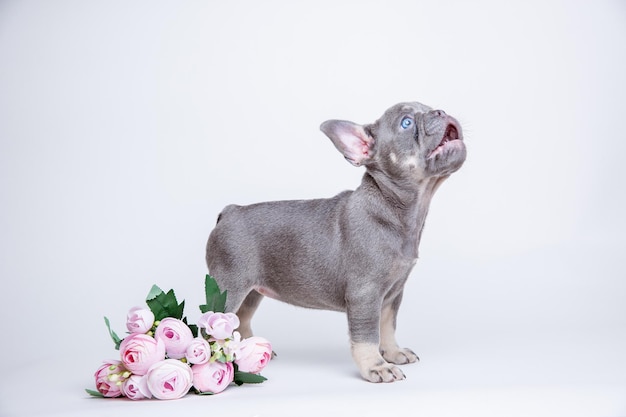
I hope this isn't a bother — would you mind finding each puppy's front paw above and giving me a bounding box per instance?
[363,362,406,383]
[352,343,406,383]
[382,347,419,365]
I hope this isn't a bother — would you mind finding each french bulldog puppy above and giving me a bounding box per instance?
[206,102,466,382]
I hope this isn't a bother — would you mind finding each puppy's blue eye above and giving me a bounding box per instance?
[400,117,413,129]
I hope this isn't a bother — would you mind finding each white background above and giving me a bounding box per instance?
[1,1,625,416]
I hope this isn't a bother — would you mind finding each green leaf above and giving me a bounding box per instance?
[104,316,122,350]
[199,274,228,313]
[188,324,198,337]
[146,287,185,321]
[233,370,267,386]
[85,388,105,398]
[183,317,199,338]
[146,284,164,300]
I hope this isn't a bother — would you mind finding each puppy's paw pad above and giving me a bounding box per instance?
[364,363,405,383]
[382,348,419,365]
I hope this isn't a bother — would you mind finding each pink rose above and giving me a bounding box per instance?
[186,337,211,365]
[234,337,272,374]
[126,306,155,334]
[119,333,166,376]
[191,361,234,394]
[122,374,152,400]
[146,359,193,400]
[197,312,240,340]
[154,318,194,359]
[94,360,126,397]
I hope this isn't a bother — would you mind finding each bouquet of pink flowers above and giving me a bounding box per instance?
[87,275,272,400]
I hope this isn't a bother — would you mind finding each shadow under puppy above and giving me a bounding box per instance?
[206,102,466,383]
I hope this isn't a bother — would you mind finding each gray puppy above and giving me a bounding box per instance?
[206,101,466,383]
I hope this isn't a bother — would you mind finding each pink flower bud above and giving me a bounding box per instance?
[197,312,239,340]
[94,360,126,397]
[126,307,155,334]
[154,318,194,360]
[119,333,166,376]
[146,359,193,400]
[234,337,272,374]
[192,361,234,394]
[122,374,152,400]
[185,337,211,365]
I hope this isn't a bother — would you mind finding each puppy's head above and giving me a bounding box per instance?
[321,102,466,180]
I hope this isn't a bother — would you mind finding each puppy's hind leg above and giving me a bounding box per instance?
[236,290,264,339]
[208,264,263,339]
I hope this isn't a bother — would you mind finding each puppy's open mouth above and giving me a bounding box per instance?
[428,124,462,159]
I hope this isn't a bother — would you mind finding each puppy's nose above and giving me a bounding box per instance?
[424,110,448,135]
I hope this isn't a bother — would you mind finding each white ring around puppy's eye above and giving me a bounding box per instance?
[400,117,413,129]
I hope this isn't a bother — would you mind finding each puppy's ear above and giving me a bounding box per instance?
[320,120,374,167]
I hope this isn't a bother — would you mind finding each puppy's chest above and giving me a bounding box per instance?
[387,255,418,280]
[382,223,422,280]
[385,220,423,261]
